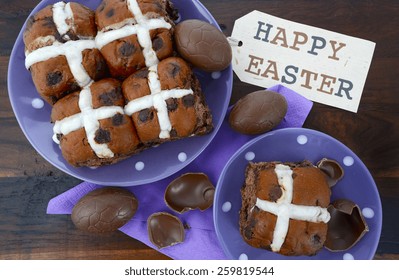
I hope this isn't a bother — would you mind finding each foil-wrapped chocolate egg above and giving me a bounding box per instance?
[325,199,369,251]
[147,212,185,249]
[317,158,344,187]
[71,187,138,233]
[174,19,232,72]
[229,90,288,135]
[165,173,215,213]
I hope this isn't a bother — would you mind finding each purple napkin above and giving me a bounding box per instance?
[47,84,313,260]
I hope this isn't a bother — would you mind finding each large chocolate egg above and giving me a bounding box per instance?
[71,187,138,233]
[174,19,232,72]
[229,90,288,134]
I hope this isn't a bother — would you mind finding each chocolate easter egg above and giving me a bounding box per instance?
[165,173,215,213]
[71,187,138,233]
[229,90,288,134]
[147,212,185,249]
[174,19,232,72]
[325,199,369,251]
[317,158,344,187]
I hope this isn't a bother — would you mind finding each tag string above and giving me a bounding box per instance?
[227,36,243,47]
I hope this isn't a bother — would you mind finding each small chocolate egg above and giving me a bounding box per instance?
[147,212,185,249]
[71,187,138,233]
[325,199,369,251]
[174,19,232,72]
[317,158,344,187]
[165,173,215,213]
[229,90,288,134]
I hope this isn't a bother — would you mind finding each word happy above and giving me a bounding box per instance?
[245,21,353,100]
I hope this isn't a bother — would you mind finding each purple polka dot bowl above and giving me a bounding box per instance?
[7,0,232,186]
[214,128,382,260]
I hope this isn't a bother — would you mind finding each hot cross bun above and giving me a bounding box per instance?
[240,161,331,256]
[122,57,213,146]
[51,78,140,167]
[24,1,215,168]
[95,0,178,79]
[24,2,108,105]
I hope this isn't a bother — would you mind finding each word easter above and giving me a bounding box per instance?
[231,11,375,112]
[245,54,353,100]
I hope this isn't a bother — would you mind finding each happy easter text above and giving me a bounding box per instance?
[244,21,353,100]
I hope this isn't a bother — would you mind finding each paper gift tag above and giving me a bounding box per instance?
[230,10,375,113]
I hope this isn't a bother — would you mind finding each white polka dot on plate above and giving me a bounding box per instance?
[88,166,98,170]
[343,253,354,260]
[238,253,248,260]
[211,71,222,79]
[135,161,145,171]
[31,98,44,109]
[222,201,232,212]
[297,135,308,145]
[178,152,187,162]
[245,151,255,161]
[343,156,354,166]
[362,207,375,219]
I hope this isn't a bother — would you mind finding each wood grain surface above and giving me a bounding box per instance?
[0,0,398,260]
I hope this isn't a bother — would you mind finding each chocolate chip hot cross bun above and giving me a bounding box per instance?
[122,57,213,147]
[24,2,108,105]
[240,161,332,256]
[95,0,178,79]
[51,78,140,167]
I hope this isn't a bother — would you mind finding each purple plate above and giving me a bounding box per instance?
[7,0,232,186]
[214,128,382,260]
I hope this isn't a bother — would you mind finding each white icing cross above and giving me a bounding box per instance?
[53,84,124,158]
[95,0,172,67]
[52,1,74,41]
[124,64,193,139]
[25,39,96,87]
[118,1,193,139]
[255,164,331,252]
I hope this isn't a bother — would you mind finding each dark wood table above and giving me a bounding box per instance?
[1,0,398,260]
